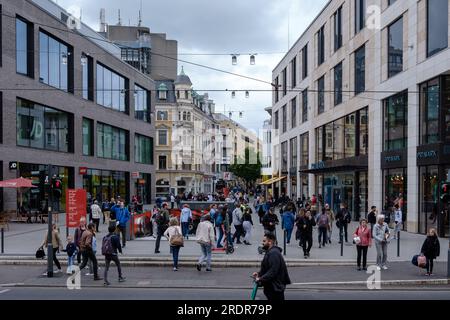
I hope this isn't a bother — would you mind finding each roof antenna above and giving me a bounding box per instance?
[118,9,122,26]
[138,0,143,26]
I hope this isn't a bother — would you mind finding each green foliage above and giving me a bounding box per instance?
[229,148,262,184]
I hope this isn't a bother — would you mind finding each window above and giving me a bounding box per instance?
[302,89,308,123]
[291,97,297,129]
[282,68,287,96]
[300,133,309,167]
[291,57,297,88]
[317,25,325,65]
[135,84,150,123]
[157,111,168,120]
[302,44,308,79]
[135,134,153,165]
[16,98,73,153]
[318,76,325,114]
[39,32,71,92]
[359,108,369,155]
[383,91,408,151]
[388,0,397,5]
[388,17,403,78]
[159,156,167,170]
[334,62,343,105]
[97,123,128,161]
[334,6,343,51]
[355,0,366,34]
[282,105,287,133]
[16,17,33,77]
[96,63,127,113]
[420,79,439,144]
[274,111,279,131]
[290,137,298,169]
[281,141,288,172]
[158,130,168,146]
[82,118,93,156]
[274,77,279,103]
[427,0,448,57]
[355,45,365,94]
[82,54,93,100]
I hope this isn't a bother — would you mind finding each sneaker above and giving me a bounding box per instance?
[357,267,362,271]
[173,267,178,271]
[429,273,434,276]
[205,268,212,272]
[104,281,111,286]
[122,244,126,248]
[85,273,91,276]
[382,266,388,270]
[94,276,103,281]
[425,273,430,276]
[304,255,308,259]
[319,244,322,248]
[362,267,367,271]
[154,251,161,254]
[196,263,201,271]
[118,277,126,282]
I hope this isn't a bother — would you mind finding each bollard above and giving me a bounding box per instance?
[340,229,344,257]
[1,228,3,253]
[283,229,287,256]
[397,231,400,257]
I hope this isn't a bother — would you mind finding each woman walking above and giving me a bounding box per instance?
[41,224,63,272]
[164,217,183,271]
[353,218,372,271]
[420,228,440,276]
[295,209,306,245]
[242,207,254,245]
[282,205,295,244]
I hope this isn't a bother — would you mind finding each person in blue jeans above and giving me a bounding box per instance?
[180,204,192,239]
[282,206,295,244]
[195,215,215,272]
[65,235,77,274]
[164,218,183,271]
[114,201,131,248]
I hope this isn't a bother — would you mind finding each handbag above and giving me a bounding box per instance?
[170,227,184,246]
[417,255,427,268]
[35,247,45,259]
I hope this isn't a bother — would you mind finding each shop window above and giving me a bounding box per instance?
[384,91,408,151]
[135,134,153,165]
[135,84,150,123]
[16,17,34,78]
[427,0,448,57]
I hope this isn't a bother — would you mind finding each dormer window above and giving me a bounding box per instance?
[158,83,168,100]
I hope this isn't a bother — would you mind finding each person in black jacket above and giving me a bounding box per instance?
[252,233,291,301]
[262,208,279,241]
[367,206,377,234]
[103,225,126,286]
[420,228,440,276]
[299,210,316,258]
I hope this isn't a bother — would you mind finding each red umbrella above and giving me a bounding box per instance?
[0,177,36,188]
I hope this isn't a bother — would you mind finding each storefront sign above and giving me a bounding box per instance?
[417,150,437,159]
[66,189,87,228]
[311,161,325,170]
[9,162,18,170]
[79,167,87,175]
[132,172,140,179]
[385,155,401,162]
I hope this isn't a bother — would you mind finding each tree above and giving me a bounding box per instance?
[229,148,262,186]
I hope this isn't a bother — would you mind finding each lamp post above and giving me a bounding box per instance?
[47,164,54,278]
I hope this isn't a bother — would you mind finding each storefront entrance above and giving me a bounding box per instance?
[82,169,129,204]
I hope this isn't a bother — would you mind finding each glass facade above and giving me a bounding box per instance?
[300,133,309,167]
[334,6,343,51]
[355,45,365,94]
[97,123,128,161]
[83,169,128,203]
[135,84,150,123]
[419,165,439,234]
[282,68,287,96]
[334,62,343,105]
[427,0,448,57]
[16,18,29,75]
[274,111,279,130]
[302,89,308,123]
[318,76,325,114]
[420,78,440,144]
[291,97,296,129]
[291,57,296,88]
[135,134,153,165]
[384,91,408,151]
[81,54,93,101]
[39,32,70,91]
[302,44,308,79]
[388,17,403,78]
[317,25,325,65]
[282,105,287,133]
[290,137,297,169]
[16,98,72,152]
[96,63,127,112]
[383,168,407,229]
[355,0,366,34]
[82,118,93,156]
[281,141,288,172]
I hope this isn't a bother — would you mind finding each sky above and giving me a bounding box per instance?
[56,0,329,132]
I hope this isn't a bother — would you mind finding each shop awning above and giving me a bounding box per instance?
[299,165,367,174]
[258,177,278,185]
[259,176,286,185]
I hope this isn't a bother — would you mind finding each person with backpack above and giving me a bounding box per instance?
[281,205,295,244]
[316,209,329,248]
[298,210,316,258]
[353,218,372,271]
[115,201,130,248]
[164,217,184,271]
[180,204,192,239]
[154,203,169,254]
[420,228,440,276]
[74,216,87,264]
[102,225,126,286]
[79,223,102,281]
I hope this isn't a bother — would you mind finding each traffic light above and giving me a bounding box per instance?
[441,183,450,202]
[52,176,63,199]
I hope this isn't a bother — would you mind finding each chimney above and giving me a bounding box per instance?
[100,8,107,32]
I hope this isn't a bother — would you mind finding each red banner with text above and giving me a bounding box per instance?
[66,189,87,228]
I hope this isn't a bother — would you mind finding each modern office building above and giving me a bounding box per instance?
[271,0,450,236]
[0,0,156,213]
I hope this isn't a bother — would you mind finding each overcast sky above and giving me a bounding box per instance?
[56,0,328,132]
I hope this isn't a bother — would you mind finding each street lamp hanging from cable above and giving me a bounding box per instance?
[250,54,256,65]
[245,91,249,98]
[231,55,238,65]
[231,91,236,98]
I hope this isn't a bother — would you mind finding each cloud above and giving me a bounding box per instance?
[57,0,329,131]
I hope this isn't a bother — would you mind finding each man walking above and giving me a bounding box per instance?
[373,215,390,270]
[368,206,377,234]
[316,209,329,248]
[155,203,169,253]
[232,202,244,244]
[90,200,102,233]
[196,214,215,272]
[252,233,291,301]
[74,216,87,264]
[79,223,102,281]
[102,225,126,286]
[180,204,192,239]
[115,201,130,248]
[299,210,316,258]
